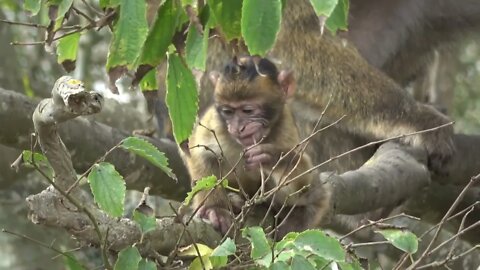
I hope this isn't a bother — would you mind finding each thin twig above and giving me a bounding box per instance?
[407,173,479,269]
[2,229,88,268]
[285,122,454,187]
[340,213,420,241]
[169,203,206,270]
[0,18,46,28]
[349,241,391,248]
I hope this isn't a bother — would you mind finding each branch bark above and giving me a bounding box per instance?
[1,80,479,251]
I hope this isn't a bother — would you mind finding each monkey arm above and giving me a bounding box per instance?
[269,150,315,205]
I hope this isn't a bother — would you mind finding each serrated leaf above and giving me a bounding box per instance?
[376,229,418,254]
[294,230,345,262]
[185,25,209,71]
[309,0,338,17]
[140,69,157,92]
[241,0,281,56]
[24,0,41,15]
[114,246,141,270]
[138,259,156,270]
[133,210,156,234]
[57,32,80,72]
[138,0,181,67]
[207,0,242,40]
[211,237,236,256]
[291,255,316,270]
[242,227,271,260]
[166,53,199,144]
[63,253,85,270]
[106,0,148,70]
[120,136,177,180]
[325,0,349,33]
[184,175,217,205]
[88,162,125,217]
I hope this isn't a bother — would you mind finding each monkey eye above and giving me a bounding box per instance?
[242,108,254,115]
[220,107,234,116]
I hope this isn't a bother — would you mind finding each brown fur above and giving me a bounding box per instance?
[183,57,330,236]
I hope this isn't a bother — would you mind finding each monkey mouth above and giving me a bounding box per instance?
[238,133,263,147]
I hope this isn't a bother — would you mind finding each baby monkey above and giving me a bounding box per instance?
[183,56,329,235]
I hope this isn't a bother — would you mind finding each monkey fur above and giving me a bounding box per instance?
[272,0,455,172]
[183,56,330,236]
[172,0,461,236]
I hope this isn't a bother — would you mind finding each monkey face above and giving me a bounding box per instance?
[216,100,270,147]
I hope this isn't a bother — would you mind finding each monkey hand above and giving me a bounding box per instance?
[409,106,455,173]
[244,143,278,170]
[421,124,455,174]
[197,205,234,235]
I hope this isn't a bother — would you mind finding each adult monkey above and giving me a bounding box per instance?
[268,0,454,172]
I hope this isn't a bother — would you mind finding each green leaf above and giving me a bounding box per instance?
[63,254,85,270]
[209,255,227,269]
[57,32,80,63]
[88,162,125,217]
[57,32,80,72]
[120,137,176,180]
[24,0,41,15]
[325,0,349,33]
[242,227,271,260]
[211,237,236,256]
[138,259,156,270]
[275,249,296,263]
[275,231,299,251]
[210,237,235,267]
[207,0,242,40]
[184,175,217,205]
[309,0,338,17]
[310,255,331,269]
[270,261,289,270]
[376,229,418,254]
[46,0,62,6]
[166,53,199,144]
[178,243,213,257]
[241,0,281,56]
[190,256,213,270]
[22,150,51,170]
[338,260,363,270]
[138,0,182,67]
[100,0,120,8]
[133,210,156,234]
[114,246,141,270]
[57,0,73,18]
[185,25,209,71]
[139,69,158,91]
[106,0,148,70]
[291,255,316,270]
[294,230,345,262]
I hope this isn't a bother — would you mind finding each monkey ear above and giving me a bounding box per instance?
[209,71,221,86]
[278,70,296,99]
